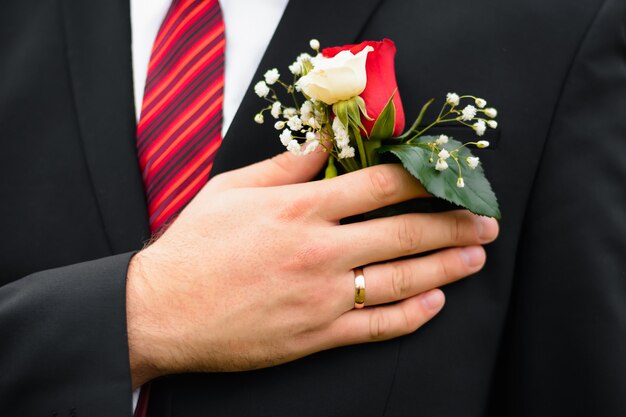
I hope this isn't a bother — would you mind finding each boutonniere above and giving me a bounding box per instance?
[253,39,500,219]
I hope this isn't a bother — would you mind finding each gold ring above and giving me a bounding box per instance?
[354,267,365,309]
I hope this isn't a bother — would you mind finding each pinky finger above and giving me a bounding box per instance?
[318,289,446,349]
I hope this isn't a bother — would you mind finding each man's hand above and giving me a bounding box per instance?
[126,151,499,388]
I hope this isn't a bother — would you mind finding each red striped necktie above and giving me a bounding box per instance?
[137,0,225,234]
[135,1,224,415]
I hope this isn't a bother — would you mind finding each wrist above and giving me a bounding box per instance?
[126,251,169,388]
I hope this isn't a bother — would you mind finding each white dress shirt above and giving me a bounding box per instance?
[130,0,289,136]
[129,0,289,411]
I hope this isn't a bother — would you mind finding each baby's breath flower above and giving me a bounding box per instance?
[438,149,450,160]
[484,107,498,118]
[279,129,292,146]
[456,177,465,188]
[254,113,264,124]
[475,98,487,108]
[271,101,282,119]
[338,146,356,159]
[487,120,498,129]
[446,92,460,106]
[300,101,314,120]
[435,159,449,171]
[302,140,320,155]
[476,140,490,148]
[264,68,280,85]
[309,39,320,51]
[306,131,317,141]
[435,135,449,145]
[473,120,487,136]
[287,139,301,155]
[307,117,321,130]
[461,105,477,121]
[274,121,285,130]
[289,62,301,75]
[283,107,297,118]
[254,81,270,98]
[467,157,480,169]
[287,116,303,131]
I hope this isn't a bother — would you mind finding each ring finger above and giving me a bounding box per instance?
[359,246,486,307]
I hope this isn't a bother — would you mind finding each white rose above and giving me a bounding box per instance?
[296,46,374,105]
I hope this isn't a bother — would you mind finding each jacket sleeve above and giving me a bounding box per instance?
[0,253,135,416]
[495,0,626,415]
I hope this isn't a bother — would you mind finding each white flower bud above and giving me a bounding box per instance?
[476,140,490,148]
[456,177,465,188]
[302,140,320,155]
[283,107,297,118]
[487,120,498,129]
[264,68,280,85]
[309,39,320,51]
[289,62,302,75]
[287,116,303,131]
[466,157,480,169]
[279,129,292,146]
[274,121,286,130]
[435,159,449,171]
[484,107,498,118]
[287,139,301,156]
[461,105,477,121]
[475,98,487,108]
[435,135,449,145]
[308,117,320,130]
[306,131,317,141]
[271,101,282,119]
[446,92,460,106]
[254,81,270,98]
[254,113,264,124]
[438,149,450,160]
[338,146,356,159]
[473,120,487,136]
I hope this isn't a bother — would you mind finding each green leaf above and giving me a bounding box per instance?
[378,136,501,219]
[369,91,396,141]
[332,101,349,129]
[355,96,373,121]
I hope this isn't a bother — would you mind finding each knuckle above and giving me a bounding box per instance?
[276,195,314,222]
[287,241,331,271]
[208,172,230,190]
[449,212,466,243]
[390,262,412,299]
[368,309,392,340]
[436,254,453,280]
[368,168,399,203]
[396,217,422,254]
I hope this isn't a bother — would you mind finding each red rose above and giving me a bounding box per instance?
[323,39,405,137]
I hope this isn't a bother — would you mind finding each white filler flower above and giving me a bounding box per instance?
[467,157,480,169]
[446,92,460,106]
[264,68,280,85]
[254,81,270,98]
[296,46,374,105]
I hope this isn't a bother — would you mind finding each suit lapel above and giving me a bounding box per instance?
[60,0,150,252]
[212,0,384,176]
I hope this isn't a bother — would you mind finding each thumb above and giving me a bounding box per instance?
[209,150,329,190]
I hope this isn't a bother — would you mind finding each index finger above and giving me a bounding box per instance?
[307,164,429,221]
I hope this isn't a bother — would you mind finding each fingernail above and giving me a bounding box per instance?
[420,289,445,312]
[460,246,484,267]
[475,216,493,241]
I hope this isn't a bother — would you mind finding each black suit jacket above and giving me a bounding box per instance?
[1,0,625,416]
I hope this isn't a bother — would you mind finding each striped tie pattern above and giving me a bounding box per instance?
[137,0,225,234]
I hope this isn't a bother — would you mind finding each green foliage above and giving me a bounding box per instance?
[369,92,396,141]
[379,136,501,219]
